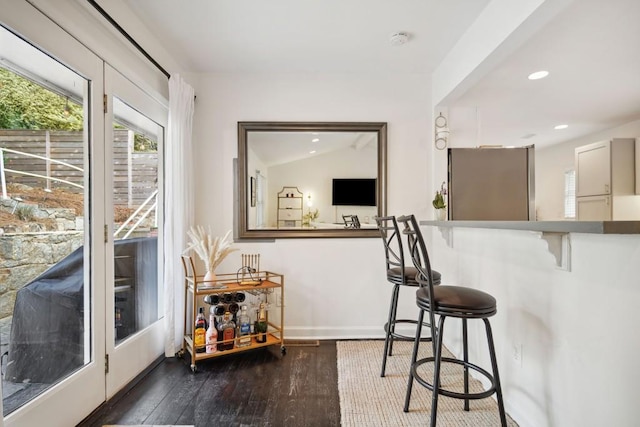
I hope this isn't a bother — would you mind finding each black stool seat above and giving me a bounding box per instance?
[416,285,496,316]
[388,267,441,287]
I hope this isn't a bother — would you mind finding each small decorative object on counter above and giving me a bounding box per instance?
[217,311,236,351]
[254,302,268,343]
[433,181,447,220]
[194,307,207,353]
[236,305,252,347]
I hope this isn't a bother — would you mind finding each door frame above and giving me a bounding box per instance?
[104,63,166,399]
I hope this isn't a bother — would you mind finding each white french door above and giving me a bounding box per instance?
[104,64,165,398]
[1,2,167,425]
[1,3,106,426]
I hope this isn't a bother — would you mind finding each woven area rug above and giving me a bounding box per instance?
[337,340,518,426]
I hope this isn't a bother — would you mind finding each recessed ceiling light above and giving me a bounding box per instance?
[528,70,549,80]
[554,124,568,130]
[309,150,316,154]
[312,138,319,142]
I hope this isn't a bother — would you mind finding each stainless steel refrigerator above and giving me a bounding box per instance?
[448,146,535,221]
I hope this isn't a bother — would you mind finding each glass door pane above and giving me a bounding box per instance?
[0,24,95,417]
[111,97,161,344]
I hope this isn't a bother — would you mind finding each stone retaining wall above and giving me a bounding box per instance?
[0,231,83,321]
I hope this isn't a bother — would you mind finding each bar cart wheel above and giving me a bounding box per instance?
[281,346,287,355]
[191,364,197,373]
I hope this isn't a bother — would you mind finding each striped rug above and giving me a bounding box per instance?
[337,340,518,426]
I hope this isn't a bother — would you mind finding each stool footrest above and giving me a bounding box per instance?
[385,319,434,342]
[412,356,497,401]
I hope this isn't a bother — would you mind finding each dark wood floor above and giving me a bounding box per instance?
[78,340,340,427]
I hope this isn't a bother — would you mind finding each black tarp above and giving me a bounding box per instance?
[4,236,157,384]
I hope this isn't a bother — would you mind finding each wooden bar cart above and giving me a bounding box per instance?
[179,256,285,372]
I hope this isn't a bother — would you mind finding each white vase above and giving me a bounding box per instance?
[203,270,217,284]
[435,208,446,221]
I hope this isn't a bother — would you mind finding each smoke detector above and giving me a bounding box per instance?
[389,32,410,46]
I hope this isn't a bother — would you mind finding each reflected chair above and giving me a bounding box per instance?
[375,215,441,377]
[398,214,506,427]
[342,214,361,229]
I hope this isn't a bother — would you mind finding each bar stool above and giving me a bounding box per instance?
[397,214,507,427]
[375,215,441,377]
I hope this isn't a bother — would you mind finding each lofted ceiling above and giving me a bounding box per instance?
[122,0,640,150]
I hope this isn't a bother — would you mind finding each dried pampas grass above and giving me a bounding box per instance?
[184,226,237,273]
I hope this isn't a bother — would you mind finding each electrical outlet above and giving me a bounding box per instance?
[512,343,523,367]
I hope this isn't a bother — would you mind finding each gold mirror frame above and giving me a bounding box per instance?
[237,121,387,239]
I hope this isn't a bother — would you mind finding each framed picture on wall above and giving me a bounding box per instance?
[250,176,256,207]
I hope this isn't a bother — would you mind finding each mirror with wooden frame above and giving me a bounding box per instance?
[237,121,387,239]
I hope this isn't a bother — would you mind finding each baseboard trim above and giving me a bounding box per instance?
[283,325,421,340]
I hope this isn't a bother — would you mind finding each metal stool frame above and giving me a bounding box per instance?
[375,215,434,377]
[398,214,507,427]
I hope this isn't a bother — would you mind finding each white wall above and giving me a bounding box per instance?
[429,226,640,427]
[188,71,432,338]
[536,118,640,220]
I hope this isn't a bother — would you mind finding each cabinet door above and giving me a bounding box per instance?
[576,195,611,220]
[575,140,611,197]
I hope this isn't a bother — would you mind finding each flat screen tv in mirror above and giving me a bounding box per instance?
[332,178,377,206]
[237,122,387,239]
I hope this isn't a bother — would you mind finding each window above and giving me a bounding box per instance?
[564,169,576,219]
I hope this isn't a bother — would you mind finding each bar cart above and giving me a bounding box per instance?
[179,256,285,372]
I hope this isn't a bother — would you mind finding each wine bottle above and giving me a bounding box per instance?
[194,307,207,353]
[254,302,268,343]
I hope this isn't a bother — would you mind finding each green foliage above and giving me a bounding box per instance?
[15,204,35,221]
[432,191,446,209]
[134,133,157,152]
[113,123,158,152]
[0,68,83,130]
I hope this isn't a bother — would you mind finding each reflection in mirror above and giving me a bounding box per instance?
[237,122,387,239]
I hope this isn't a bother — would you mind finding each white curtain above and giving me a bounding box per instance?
[164,74,195,356]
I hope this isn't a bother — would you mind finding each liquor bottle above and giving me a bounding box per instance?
[254,302,268,343]
[206,313,218,354]
[217,311,236,351]
[236,305,251,347]
[194,307,207,353]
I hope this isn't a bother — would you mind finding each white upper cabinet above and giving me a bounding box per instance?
[575,140,612,197]
[575,138,637,220]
